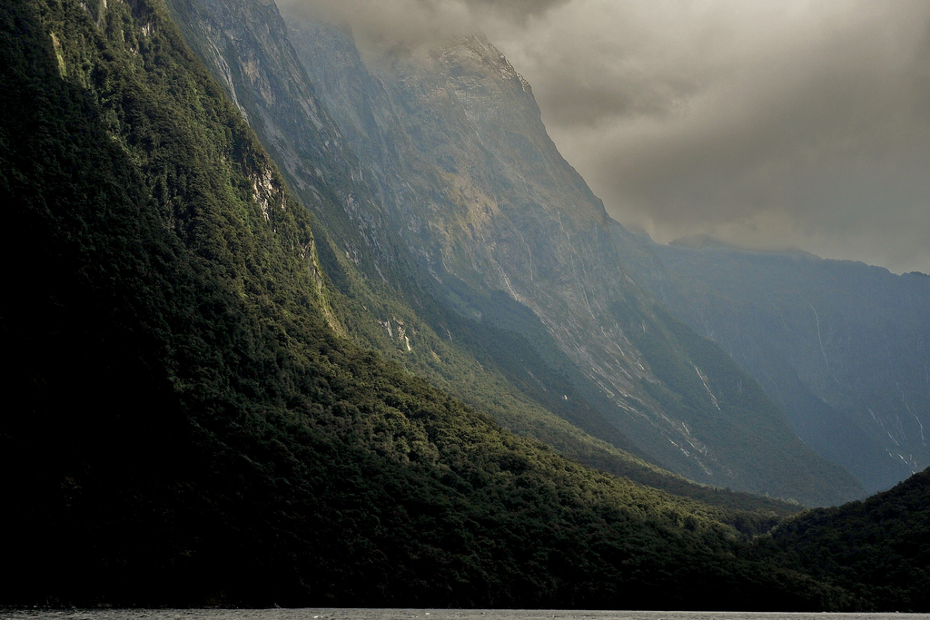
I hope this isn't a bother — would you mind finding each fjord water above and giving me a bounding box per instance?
[5,612,928,620]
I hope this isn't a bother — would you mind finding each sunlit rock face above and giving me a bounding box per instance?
[168,0,863,505]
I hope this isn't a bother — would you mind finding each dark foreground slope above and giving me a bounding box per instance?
[0,0,846,609]
[759,467,930,611]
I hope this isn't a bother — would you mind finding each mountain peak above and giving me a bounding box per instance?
[437,34,531,93]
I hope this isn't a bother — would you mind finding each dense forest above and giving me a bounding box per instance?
[0,0,926,611]
[761,469,930,610]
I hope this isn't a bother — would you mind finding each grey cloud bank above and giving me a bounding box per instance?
[280,0,930,275]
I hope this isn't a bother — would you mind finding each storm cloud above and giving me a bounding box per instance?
[279,0,930,274]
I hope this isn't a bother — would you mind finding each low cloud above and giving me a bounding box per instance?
[276,0,568,57]
[280,0,930,274]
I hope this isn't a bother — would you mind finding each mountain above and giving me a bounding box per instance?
[162,0,801,514]
[614,230,930,494]
[0,0,829,608]
[3,0,928,610]
[205,8,860,505]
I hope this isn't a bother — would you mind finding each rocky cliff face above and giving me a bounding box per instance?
[278,16,862,504]
[614,231,930,494]
[7,0,823,604]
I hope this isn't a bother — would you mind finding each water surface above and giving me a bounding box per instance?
[4,610,927,620]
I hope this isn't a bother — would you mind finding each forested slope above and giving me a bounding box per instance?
[759,468,930,611]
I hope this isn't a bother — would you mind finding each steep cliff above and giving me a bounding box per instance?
[163,0,778,512]
[280,17,861,504]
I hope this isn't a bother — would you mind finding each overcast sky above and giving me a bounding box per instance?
[281,0,930,275]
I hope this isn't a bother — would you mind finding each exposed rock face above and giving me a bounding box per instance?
[614,230,930,494]
[166,0,398,278]
[282,19,862,504]
[167,0,862,505]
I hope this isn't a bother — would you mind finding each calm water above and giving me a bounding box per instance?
[2,611,927,620]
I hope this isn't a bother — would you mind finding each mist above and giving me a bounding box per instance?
[278,0,930,274]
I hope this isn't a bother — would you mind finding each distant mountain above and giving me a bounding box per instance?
[163,0,865,505]
[614,230,930,494]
